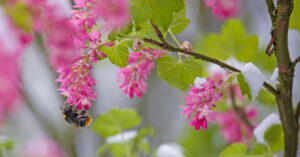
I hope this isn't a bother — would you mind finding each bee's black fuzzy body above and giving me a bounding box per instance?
[62,106,92,128]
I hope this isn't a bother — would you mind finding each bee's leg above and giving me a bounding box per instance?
[80,110,86,115]
[73,108,78,113]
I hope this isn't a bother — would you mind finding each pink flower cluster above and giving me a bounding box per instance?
[117,48,166,98]
[92,0,130,30]
[55,0,116,111]
[0,7,32,125]
[205,0,239,20]
[208,64,258,143]
[217,107,257,143]
[56,56,97,111]
[21,135,67,157]
[15,0,80,69]
[181,78,223,130]
[72,0,130,31]
[0,52,21,123]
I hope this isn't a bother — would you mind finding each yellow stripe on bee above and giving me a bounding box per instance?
[63,114,66,118]
[85,117,93,127]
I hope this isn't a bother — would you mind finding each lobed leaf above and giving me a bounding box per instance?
[130,0,184,30]
[219,143,247,157]
[157,56,202,91]
[202,19,258,62]
[264,124,285,152]
[101,41,129,67]
[92,108,142,138]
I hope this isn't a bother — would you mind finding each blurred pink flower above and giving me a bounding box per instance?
[217,107,258,143]
[0,52,21,120]
[0,7,31,123]
[181,78,223,130]
[92,0,130,29]
[205,0,239,20]
[21,135,67,157]
[117,48,166,98]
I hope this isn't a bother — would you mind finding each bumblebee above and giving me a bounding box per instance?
[62,106,93,128]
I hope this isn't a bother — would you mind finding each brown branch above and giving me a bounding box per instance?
[292,56,300,67]
[296,101,300,124]
[143,22,279,96]
[230,87,254,130]
[270,0,298,156]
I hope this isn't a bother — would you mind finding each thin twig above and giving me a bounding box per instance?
[266,0,276,26]
[265,28,278,56]
[292,56,300,67]
[149,20,167,45]
[265,0,278,57]
[230,87,255,130]
[143,22,279,96]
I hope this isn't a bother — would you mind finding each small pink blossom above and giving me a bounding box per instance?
[21,135,67,157]
[117,48,166,98]
[208,65,245,101]
[181,78,223,130]
[217,107,258,143]
[205,0,239,20]
[92,0,130,29]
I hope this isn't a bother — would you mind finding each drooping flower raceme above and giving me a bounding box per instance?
[217,107,258,143]
[117,48,166,98]
[56,55,97,111]
[205,0,239,20]
[55,0,121,110]
[181,77,223,130]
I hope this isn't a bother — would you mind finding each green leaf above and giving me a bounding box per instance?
[169,7,190,34]
[220,143,247,157]
[202,19,258,62]
[264,124,285,152]
[237,74,252,100]
[157,56,203,91]
[0,137,14,150]
[250,144,272,157]
[139,140,151,154]
[92,108,142,138]
[252,50,276,72]
[97,144,109,156]
[256,89,276,105]
[180,126,226,157]
[110,143,127,157]
[101,41,129,67]
[132,126,155,154]
[5,2,33,32]
[130,0,184,30]
[290,0,300,34]
[0,136,14,155]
